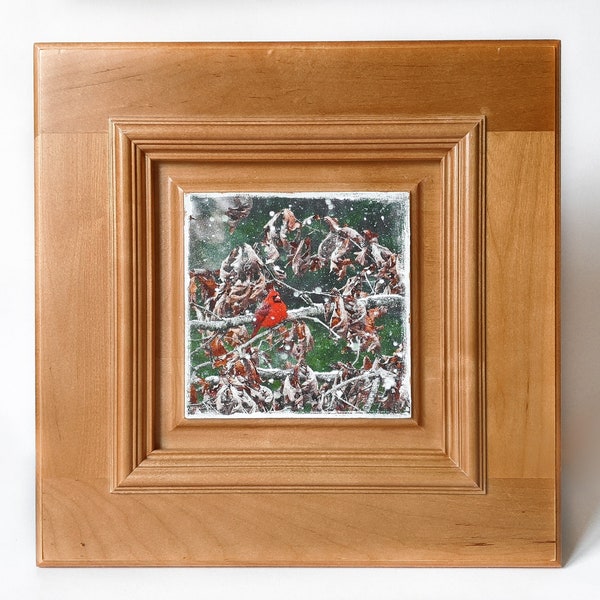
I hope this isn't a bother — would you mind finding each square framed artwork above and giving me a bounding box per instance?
[35,41,560,566]
[184,191,411,419]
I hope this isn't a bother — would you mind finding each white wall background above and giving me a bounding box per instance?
[1,1,599,598]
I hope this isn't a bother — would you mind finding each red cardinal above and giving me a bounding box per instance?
[251,289,288,337]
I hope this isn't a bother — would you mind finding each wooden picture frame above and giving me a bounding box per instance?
[35,41,560,566]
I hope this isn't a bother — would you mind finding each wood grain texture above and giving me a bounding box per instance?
[486,132,557,479]
[36,133,111,482]
[35,42,559,567]
[40,477,555,566]
[35,42,558,134]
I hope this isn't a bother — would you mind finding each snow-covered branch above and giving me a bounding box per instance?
[260,365,401,389]
[257,367,339,382]
[188,292,405,332]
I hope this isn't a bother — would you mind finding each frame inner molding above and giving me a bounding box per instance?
[110,117,486,493]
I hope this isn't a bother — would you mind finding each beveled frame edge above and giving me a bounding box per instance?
[110,117,486,493]
[554,43,562,566]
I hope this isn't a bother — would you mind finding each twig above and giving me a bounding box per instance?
[300,316,342,340]
[234,327,274,354]
[335,396,361,411]
[363,378,380,413]
[191,328,273,377]
[191,360,213,376]
[362,272,376,295]
[189,346,205,358]
[257,367,339,382]
[190,301,221,320]
[322,370,381,401]
[195,368,339,386]
[281,280,334,300]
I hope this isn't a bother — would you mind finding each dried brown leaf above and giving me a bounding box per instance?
[282,208,301,232]
[317,232,338,260]
[323,215,340,232]
[291,237,312,275]
[226,195,253,232]
[339,226,364,245]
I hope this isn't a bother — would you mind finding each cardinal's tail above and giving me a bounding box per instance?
[251,322,261,338]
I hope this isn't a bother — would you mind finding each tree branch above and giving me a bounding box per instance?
[322,370,381,401]
[196,367,340,385]
[188,293,405,332]
[258,367,339,382]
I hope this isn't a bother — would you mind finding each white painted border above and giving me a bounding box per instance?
[184,191,411,419]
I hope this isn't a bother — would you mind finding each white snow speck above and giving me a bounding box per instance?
[269,211,275,217]
[348,339,360,353]
[315,286,322,293]
[381,373,397,391]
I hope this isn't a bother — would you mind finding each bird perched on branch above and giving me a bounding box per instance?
[251,289,288,337]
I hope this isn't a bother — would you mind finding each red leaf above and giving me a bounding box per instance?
[363,229,379,242]
[188,277,198,303]
[209,336,227,357]
[189,385,198,404]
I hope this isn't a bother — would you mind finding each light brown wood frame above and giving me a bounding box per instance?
[35,41,560,567]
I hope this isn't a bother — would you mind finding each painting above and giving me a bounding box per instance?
[185,192,411,417]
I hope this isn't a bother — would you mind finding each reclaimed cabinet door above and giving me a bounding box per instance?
[35,41,559,566]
